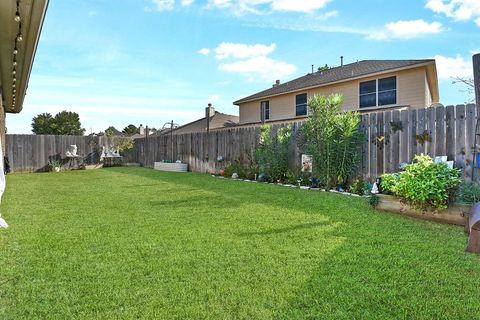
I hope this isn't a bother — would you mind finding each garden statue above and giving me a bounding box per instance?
[371,182,379,194]
[66,144,78,157]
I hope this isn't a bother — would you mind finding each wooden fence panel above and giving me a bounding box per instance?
[6,104,478,179]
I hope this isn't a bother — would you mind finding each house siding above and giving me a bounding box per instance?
[238,66,430,124]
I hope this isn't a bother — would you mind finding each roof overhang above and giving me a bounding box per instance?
[0,0,49,113]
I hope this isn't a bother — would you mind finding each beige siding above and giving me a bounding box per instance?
[238,67,431,124]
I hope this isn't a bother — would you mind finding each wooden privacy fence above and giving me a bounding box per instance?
[5,135,126,172]
[135,104,479,180]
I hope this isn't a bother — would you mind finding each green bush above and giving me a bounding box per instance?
[301,93,363,189]
[380,173,400,194]
[391,155,460,210]
[224,162,246,179]
[456,181,480,204]
[256,124,292,182]
[349,177,369,196]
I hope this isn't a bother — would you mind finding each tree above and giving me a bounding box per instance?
[31,113,55,134]
[105,126,121,137]
[317,64,330,72]
[122,124,138,135]
[53,111,85,135]
[301,93,363,189]
[452,76,474,103]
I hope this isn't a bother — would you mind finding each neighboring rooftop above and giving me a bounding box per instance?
[234,59,436,105]
[158,109,238,136]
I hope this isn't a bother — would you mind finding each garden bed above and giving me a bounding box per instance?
[376,194,470,226]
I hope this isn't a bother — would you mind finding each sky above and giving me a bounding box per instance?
[7,0,480,134]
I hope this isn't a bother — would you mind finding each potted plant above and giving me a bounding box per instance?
[48,159,61,172]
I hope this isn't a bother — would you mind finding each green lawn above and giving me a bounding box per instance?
[0,168,479,319]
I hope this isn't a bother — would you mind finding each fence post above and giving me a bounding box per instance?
[474,54,480,107]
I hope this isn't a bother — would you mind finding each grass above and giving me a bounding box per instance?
[0,167,479,319]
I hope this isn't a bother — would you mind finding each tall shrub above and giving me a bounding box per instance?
[301,93,363,189]
[256,124,292,182]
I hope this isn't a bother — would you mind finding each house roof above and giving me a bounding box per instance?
[157,111,239,136]
[0,0,49,113]
[234,59,436,105]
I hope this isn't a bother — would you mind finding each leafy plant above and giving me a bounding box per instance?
[349,177,369,196]
[224,161,246,179]
[368,194,380,207]
[391,155,460,210]
[415,130,431,145]
[48,159,61,170]
[255,124,292,182]
[301,93,363,190]
[380,173,400,194]
[114,137,135,153]
[456,181,480,205]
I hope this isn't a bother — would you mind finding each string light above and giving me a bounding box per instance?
[14,11,20,22]
[16,33,23,42]
[12,1,22,109]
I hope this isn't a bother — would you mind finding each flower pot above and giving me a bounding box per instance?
[477,152,480,168]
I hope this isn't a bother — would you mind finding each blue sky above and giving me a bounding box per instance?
[7,0,480,134]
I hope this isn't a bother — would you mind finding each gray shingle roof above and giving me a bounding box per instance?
[234,59,435,104]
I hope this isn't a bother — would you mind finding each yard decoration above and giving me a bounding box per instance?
[415,130,431,145]
[390,121,403,133]
[301,93,363,190]
[48,159,61,172]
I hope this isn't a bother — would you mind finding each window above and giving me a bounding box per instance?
[378,76,396,106]
[359,76,397,108]
[296,93,307,116]
[359,80,376,108]
[261,101,270,122]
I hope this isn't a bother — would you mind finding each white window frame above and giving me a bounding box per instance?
[260,101,270,122]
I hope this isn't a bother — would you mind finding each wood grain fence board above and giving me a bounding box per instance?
[455,104,466,178]
[399,110,409,165]
[376,112,384,175]
[427,107,436,157]
[391,110,400,172]
[369,112,377,178]
[466,104,476,180]
[408,109,417,161]
[435,106,445,156]
[417,108,426,155]
[383,111,392,173]
[359,115,369,175]
[445,105,455,161]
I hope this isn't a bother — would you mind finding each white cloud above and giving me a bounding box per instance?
[219,56,296,81]
[271,0,331,12]
[206,42,296,82]
[181,0,194,6]
[433,54,472,80]
[367,19,443,40]
[207,0,331,14]
[152,0,175,11]
[214,42,276,60]
[197,48,210,55]
[426,0,480,24]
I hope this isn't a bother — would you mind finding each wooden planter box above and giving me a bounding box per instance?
[154,162,188,172]
[376,194,470,226]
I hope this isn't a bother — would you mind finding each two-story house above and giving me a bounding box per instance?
[234,60,439,125]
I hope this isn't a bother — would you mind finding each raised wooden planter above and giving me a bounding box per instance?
[376,194,470,226]
[154,162,188,172]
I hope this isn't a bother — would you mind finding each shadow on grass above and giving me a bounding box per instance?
[105,167,480,318]
[237,221,329,236]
